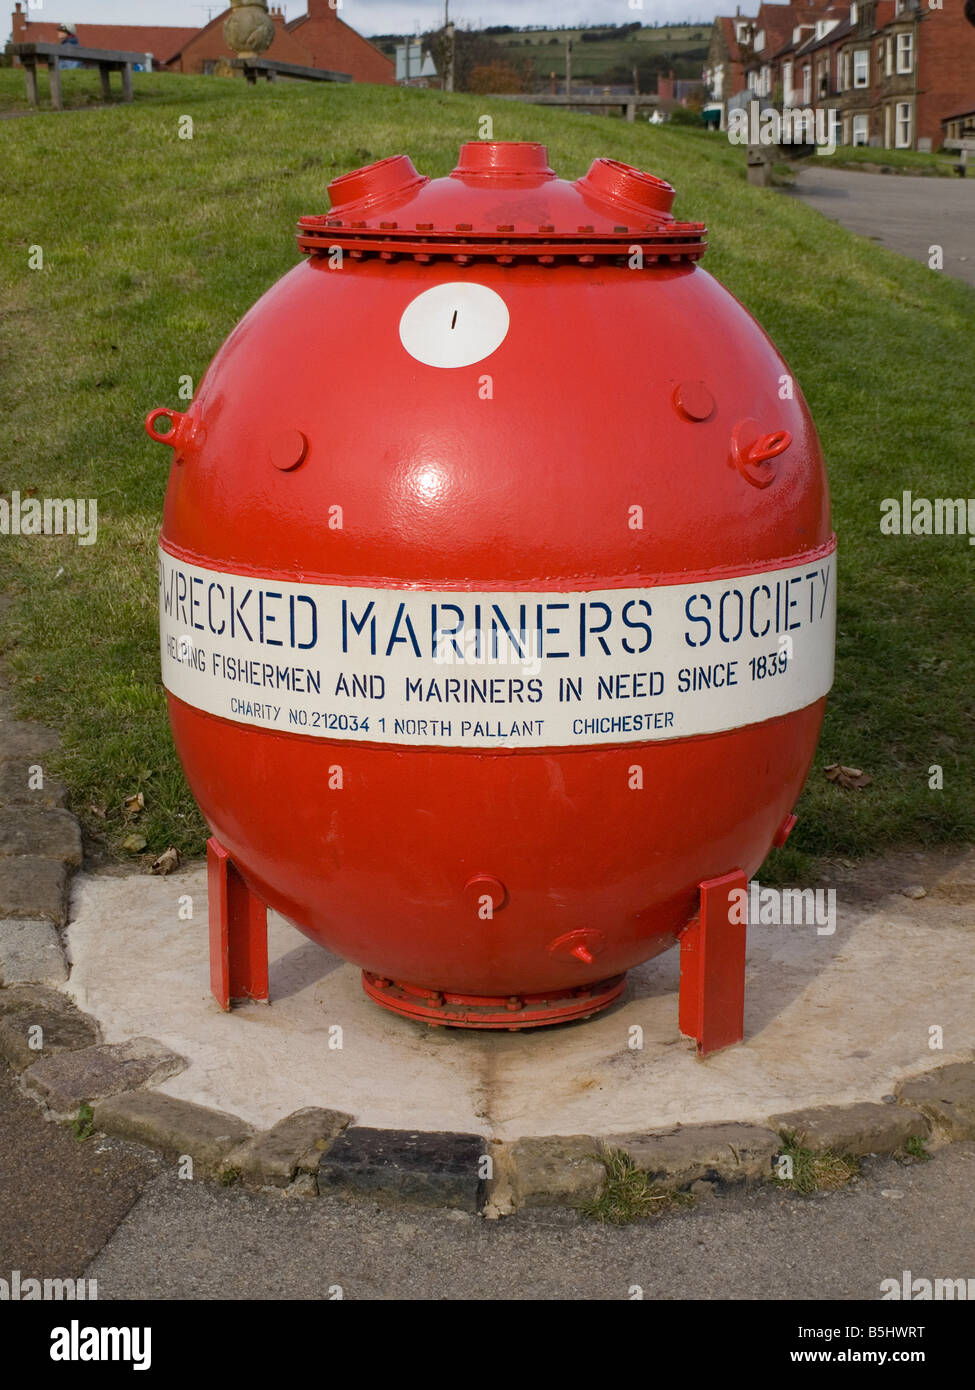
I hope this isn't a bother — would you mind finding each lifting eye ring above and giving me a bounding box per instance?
[747,430,792,466]
[145,408,186,447]
[731,419,793,489]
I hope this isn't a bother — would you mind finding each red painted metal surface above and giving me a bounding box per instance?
[207,837,268,1009]
[150,141,834,1042]
[678,870,748,1056]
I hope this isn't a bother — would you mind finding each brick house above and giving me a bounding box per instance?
[166,6,316,74]
[9,3,196,66]
[9,1,394,83]
[706,12,752,125]
[710,0,975,149]
[284,0,393,82]
[168,1,393,81]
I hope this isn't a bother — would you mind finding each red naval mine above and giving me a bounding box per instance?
[147,140,836,1051]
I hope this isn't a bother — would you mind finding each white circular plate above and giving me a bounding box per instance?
[398,282,510,369]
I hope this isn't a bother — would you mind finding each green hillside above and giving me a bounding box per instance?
[1,71,973,872]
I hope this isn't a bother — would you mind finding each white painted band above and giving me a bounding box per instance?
[159,546,836,749]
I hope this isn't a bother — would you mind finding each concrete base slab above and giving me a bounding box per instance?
[63,851,975,1141]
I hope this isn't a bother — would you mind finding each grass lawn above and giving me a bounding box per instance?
[1,70,973,875]
[811,145,961,177]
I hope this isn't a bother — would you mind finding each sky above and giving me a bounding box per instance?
[11,0,724,39]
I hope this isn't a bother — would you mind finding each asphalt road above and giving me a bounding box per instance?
[788,165,975,286]
[3,1062,974,1301]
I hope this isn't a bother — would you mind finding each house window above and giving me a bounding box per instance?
[896,32,913,74]
[850,1,858,21]
[853,113,869,145]
[884,104,892,147]
[895,100,912,147]
[853,49,869,87]
[802,65,811,102]
[783,59,793,102]
[885,38,893,76]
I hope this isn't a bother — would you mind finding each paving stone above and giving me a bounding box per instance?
[318,1128,487,1211]
[0,807,82,866]
[223,1106,352,1188]
[607,1123,780,1189]
[897,1062,975,1141]
[93,1091,254,1178]
[769,1102,930,1156]
[507,1135,606,1209]
[0,918,67,985]
[22,1038,186,1118]
[0,720,60,761]
[0,984,98,1070]
[0,858,68,925]
[0,759,69,808]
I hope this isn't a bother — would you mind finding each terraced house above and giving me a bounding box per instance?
[707,0,975,150]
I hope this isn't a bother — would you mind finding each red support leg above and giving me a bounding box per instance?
[207,837,269,1010]
[679,868,748,1056]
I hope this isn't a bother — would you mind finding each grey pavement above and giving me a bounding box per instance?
[82,1145,975,1300]
[788,165,975,286]
[4,1060,974,1299]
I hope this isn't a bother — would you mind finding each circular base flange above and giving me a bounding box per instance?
[361,971,627,1030]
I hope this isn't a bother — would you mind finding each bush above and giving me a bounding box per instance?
[668,105,704,126]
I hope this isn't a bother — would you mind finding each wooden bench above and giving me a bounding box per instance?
[230,57,352,86]
[11,42,149,111]
[490,92,661,123]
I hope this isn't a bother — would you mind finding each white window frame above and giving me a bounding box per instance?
[802,64,811,102]
[853,48,869,88]
[896,32,913,74]
[895,100,912,148]
[852,113,869,146]
[830,107,842,147]
[885,38,893,77]
[783,58,794,104]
